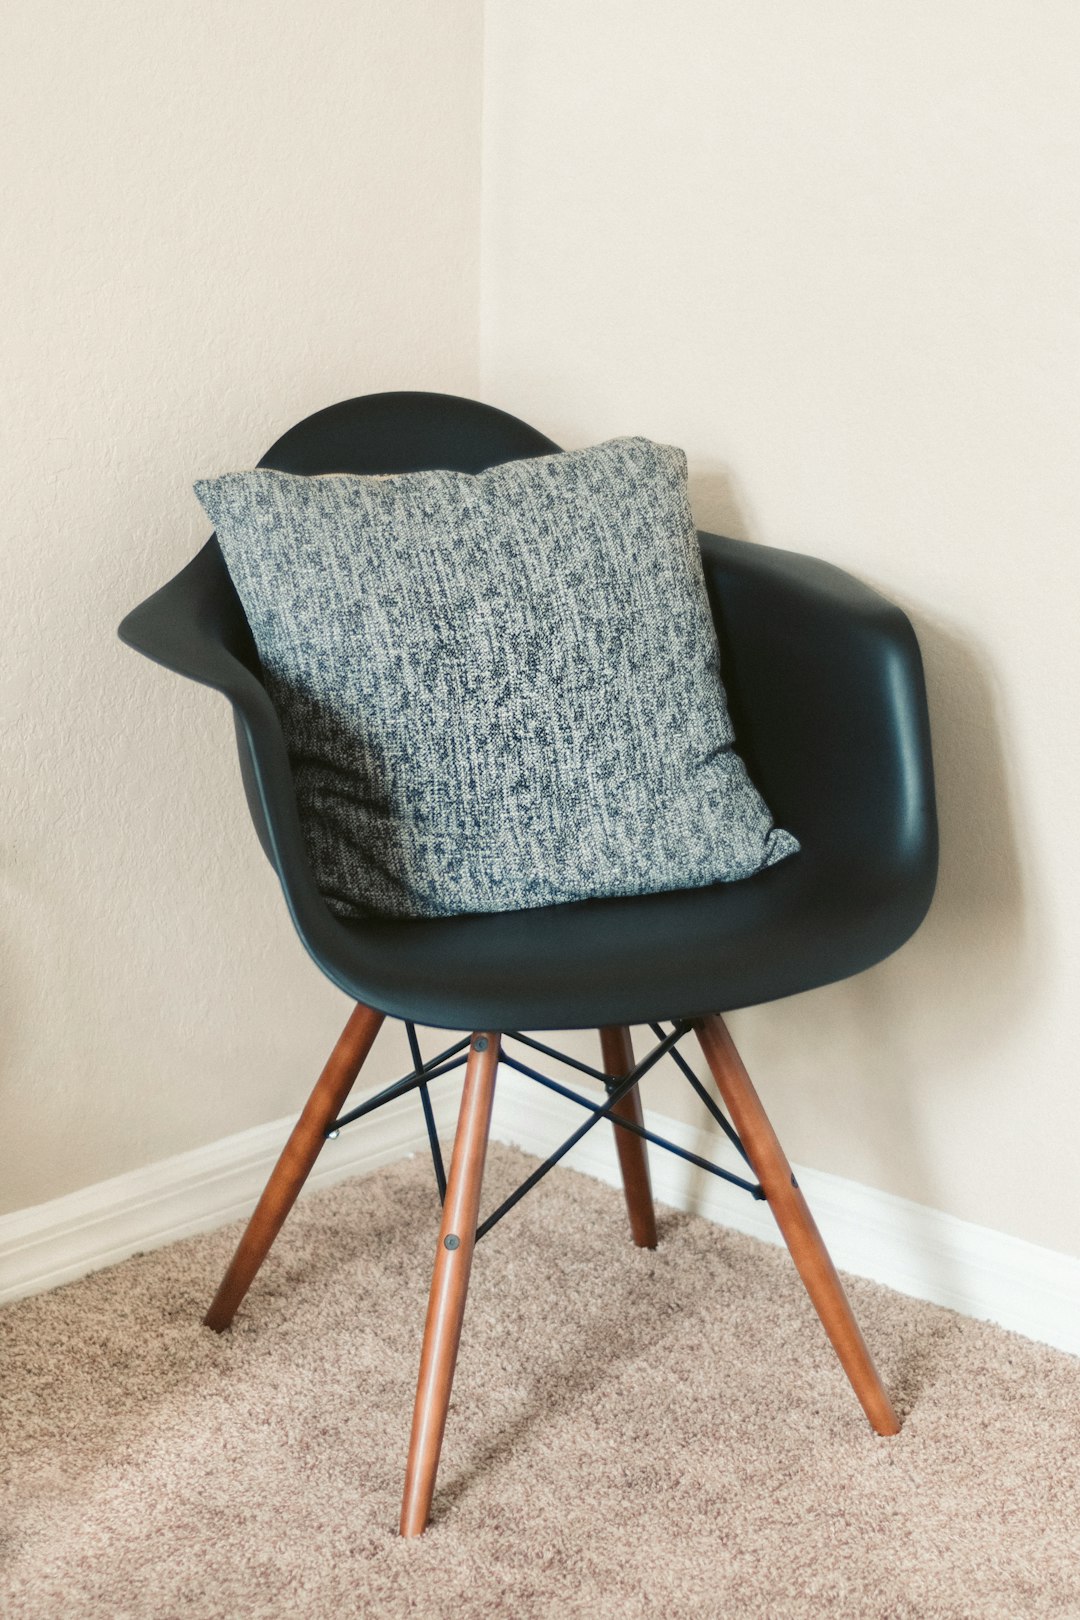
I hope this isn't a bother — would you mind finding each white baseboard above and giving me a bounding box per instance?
[2,1063,1078,1360]
[490,1069,1080,1359]
[0,1079,431,1308]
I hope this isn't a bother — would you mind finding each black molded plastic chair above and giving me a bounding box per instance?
[120,392,937,1536]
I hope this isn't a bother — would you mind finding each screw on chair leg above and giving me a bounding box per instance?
[599,1026,658,1249]
[693,1014,900,1436]
[400,1032,501,1537]
[202,1002,385,1333]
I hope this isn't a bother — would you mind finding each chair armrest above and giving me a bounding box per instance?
[118,542,347,979]
[699,532,938,902]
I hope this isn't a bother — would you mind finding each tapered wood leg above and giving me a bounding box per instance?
[599,1026,658,1249]
[400,1032,501,1537]
[694,1015,900,1435]
[203,1002,384,1332]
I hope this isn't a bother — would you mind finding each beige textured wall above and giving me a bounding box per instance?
[1,0,482,1214]
[480,2,1080,1255]
[5,1,1078,1267]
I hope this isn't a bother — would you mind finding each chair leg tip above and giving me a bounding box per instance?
[868,1396,902,1436]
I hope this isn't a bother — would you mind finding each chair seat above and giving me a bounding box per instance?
[311,841,922,1031]
[119,391,936,1035]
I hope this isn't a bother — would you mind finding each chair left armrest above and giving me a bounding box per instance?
[697,530,937,913]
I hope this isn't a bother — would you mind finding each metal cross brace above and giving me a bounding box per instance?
[325,1020,764,1235]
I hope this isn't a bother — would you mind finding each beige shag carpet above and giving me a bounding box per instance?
[3,1144,1079,1619]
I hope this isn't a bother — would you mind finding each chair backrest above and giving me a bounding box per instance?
[257,391,560,478]
[120,390,935,1013]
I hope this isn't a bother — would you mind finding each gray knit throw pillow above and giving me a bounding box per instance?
[195,438,798,920]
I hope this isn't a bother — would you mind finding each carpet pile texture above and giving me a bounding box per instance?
[2,1144,1079,1618]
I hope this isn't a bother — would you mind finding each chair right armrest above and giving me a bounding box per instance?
[118,541,349,983]
[698,531,938,905]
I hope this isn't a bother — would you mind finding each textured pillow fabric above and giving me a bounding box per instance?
[194,438,798,921]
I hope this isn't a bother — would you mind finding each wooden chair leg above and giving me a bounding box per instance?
[599,1026,658,1249]
[694,1014,900,1436]
[400,1032,501,1537]
[203,1001,384,1332]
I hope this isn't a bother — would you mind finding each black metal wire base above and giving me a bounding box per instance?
[325,1022,764,1240]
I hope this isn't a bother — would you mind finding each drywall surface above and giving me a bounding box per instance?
[0,0,482,1213]
[5,0,1079,1276]
[480,2,1080,1255]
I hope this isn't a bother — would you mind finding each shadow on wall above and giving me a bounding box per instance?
[687,466,1037,1233]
